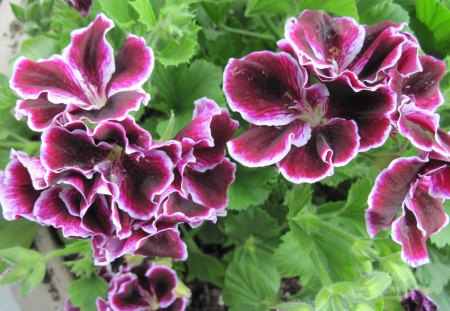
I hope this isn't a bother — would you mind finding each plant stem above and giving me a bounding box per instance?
[311,248,332,286]
[220,24,274,40]
[307,215,357,244]
[260,15,281,39]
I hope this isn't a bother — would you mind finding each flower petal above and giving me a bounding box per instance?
[228,121,311,167]
[15,94,66,131]
[183,159,236,210]
[108,35,154,95]
[405,180,449,239]
[11,56,88,107]
[115,150,173,220]
[429,166,450,198]
[284,10,365,77]
[146,265,177,308]
[403,55,445,111]
[326,78,395,151]
[366,156,427,237]
[397,100,439,151]
[0,153,43,221]
[68,91,148,124]
[68,0,92,17]
[41,124,109,173]
[163,192,215,224]
[34,187,90,238]
[392,207,430,267]
[223,51,306,126]
[136,229,187,260]
[63,13,115,106]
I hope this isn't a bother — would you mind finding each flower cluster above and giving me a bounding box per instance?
[0,14,237,266]
[223,10,449,267]
[96,263,187,311]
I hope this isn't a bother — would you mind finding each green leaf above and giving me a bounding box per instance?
[10,3,26,22]
[227,165,278,211]
[414,0,450,57]
[152,59,224,136]
[186,240,225,287]
[381,254,417,293]
[224,207,280,242]
[20,261,46,295]
[298,0,359,20]
[0,247,42,266]
[223,244,280,308]
[285,184,312,218]
[130,0,157,31]
[416,260,450,294]
[245,0,295,15]
[20,36,58,61]
[0,267,29,285]
[430,201,450,248]
[357,0,409,24]
[273,232,314,280]
[98,0,135,29]
[157,35,198,66]
[357,272,392,300]
[69,275,108,311]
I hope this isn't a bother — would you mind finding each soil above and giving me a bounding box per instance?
[186,280,226,311]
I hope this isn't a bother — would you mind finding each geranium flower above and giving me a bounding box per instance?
[365,151,450,267]
[389,55,446,151]
[223,51,394,183]
[402,290,438,311]
[281,10,420,89]
[157,98,238,226]
[96,263,188,311]
[12,13,153,131]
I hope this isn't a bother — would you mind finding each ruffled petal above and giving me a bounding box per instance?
[223,51,307,126]
[392,207,429,267]
[11,56,89,107]
[68,0,92,17]
[277,118,359,183]
[405,180,449,239]
[15,94,66,131]
[326,77,395,151]
[366,156,427,237]
[349,27,406,83]
[63,13,115,107]
[115,150,173,220]
[397,100,439,151]
[68,91,148,124]
[402,55,445,111]
[108,35,154,95]
[0,153,43,221]
[34,187,90,238]
[183,159,236,210]
[228,121,311,167]
[284,10,365,77]
[146,265,177,308]
[429,166,450,198]
[41,124,110,173]
[163,192,215,224]
[136,229,187,260]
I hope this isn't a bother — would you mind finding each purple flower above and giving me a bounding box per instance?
[281,10,420,89]
[389,55,446,151]
[223,51,394,183]
[96,263,188,311]
[67,0,92,17]
[365,151,450,267]
[402,290,438,311]
[158,98,238,226]
[12,14,153,131]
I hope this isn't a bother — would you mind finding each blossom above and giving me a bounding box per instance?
[12,13,153,131]
[389,55,446,151]
[67,0,92,17]
[223,51,394,183]
[365,151,450,267]
[96,263,188,311]
[401,290,438,311]
[281,10,420,89]
[157,98,238,226]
